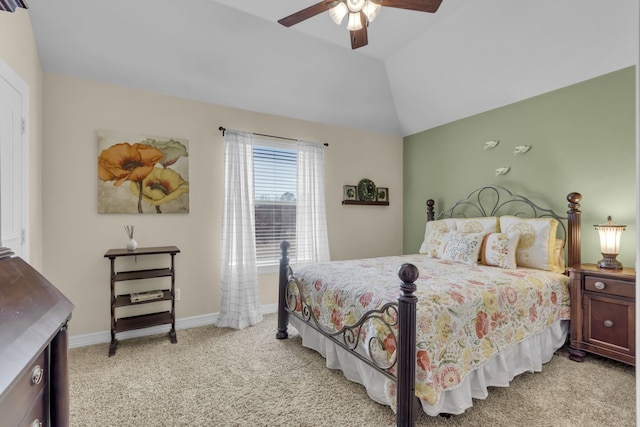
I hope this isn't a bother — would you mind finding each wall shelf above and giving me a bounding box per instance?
[342,200,389,206]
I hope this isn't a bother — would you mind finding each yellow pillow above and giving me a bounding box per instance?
[499,216,559,271]
[481,232,520,269]
[553,239,566,273]
[419,219,457,258]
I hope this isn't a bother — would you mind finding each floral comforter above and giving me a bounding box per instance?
[293,254,570,406]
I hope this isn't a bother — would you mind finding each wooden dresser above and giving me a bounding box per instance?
[0,255,74,426]
[568,263,636,366]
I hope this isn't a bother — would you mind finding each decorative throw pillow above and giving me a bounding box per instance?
[455,217,499,234]
[441,231,485,266]
[454,217,498,261]
[481,232,520,269]
[419,219,457,258]
[499,216,559,271]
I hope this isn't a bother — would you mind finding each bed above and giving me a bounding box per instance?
[276,185,582,426]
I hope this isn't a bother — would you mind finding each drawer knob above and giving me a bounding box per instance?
[31,420,42,427]
[594,281,606,290]
[31,364,43,385]
[604,320,614,328]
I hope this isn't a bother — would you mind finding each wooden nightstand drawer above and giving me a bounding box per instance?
[569,264,636,366]
[584,295,634,352]
[584,275,634,298]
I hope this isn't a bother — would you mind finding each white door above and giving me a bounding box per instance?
[0,61,27,259]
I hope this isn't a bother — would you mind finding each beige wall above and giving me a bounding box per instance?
[42,73,403,337]
[0,9,43,268]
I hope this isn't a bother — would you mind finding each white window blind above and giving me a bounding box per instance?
[253,141,297,265]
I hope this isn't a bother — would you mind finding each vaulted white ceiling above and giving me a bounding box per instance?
[27,0,638,137]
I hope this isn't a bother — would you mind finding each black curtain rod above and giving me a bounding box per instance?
[218,126,328,147]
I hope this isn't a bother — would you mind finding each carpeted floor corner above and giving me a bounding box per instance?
[68,314,635,426]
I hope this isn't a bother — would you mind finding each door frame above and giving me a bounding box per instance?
[0,58,29,261]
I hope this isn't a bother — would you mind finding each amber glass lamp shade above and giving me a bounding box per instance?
[594,216,626,269]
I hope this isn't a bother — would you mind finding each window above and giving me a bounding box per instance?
[253,140,297,266]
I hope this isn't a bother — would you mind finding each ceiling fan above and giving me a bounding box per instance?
[278,0,443,50]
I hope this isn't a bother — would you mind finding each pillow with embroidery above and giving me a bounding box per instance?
[455,217,499,234]
[499,216,559,271]
[441,231,485,266]
[481,232,520,269]
[419,219,457,258]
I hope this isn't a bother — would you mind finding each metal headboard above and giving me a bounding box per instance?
[430,185,568,241]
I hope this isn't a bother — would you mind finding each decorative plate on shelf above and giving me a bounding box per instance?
[357,178,376,202]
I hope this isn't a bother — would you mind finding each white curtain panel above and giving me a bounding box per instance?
[295,141,330,264]
[217,130,263,329]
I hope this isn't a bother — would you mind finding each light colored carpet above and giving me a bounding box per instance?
[69,314,635,426]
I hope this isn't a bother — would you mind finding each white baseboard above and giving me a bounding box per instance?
[69,303,278,349]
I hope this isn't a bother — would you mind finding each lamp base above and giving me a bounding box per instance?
[597,255,623,269]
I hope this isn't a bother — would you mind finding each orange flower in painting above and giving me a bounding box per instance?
[475,311,489,339]
[417,350,431,371]
[98,142,163,185]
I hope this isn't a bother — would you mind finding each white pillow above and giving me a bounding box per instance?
[499,216,559,271]
[481,232,520,269]
[441,231,485,266]
[455,217,498,234]
[419,219,457,258]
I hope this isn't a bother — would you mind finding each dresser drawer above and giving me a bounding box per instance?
[584,275,634,298]
[19,389,46,427]
[0,350,47,426]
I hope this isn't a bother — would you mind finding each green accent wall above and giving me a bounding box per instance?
[403,66,636,268]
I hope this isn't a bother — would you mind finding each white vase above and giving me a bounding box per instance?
[126,238,138,250]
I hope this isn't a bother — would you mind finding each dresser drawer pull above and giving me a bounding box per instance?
[594,281,606,290]
[31,365,43,385]
[604,320,614,328]
[31,420,42,427]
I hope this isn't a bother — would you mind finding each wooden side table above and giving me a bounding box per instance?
[568,263,636,366]
[104,246,180,356]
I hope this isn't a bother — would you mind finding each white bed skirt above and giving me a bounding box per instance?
[289,316,569,416]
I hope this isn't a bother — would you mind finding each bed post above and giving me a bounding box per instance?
[566,192,582,269]
[426,199,435,222]
[276,240,290,339]
[397,263,419,427]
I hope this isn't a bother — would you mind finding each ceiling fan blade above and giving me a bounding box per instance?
[350,12,368,49]
[0,0,28,12]
[278,1,330,27]
[380,0,442,13]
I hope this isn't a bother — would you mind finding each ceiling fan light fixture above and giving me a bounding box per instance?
[328,2,349,25]
[346,12,363,31]
[346,0,366,13]
[362,1,381,23]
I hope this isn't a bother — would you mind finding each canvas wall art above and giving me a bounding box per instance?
[97,130,189,213]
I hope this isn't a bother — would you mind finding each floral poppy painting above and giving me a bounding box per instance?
[97,130,189,213]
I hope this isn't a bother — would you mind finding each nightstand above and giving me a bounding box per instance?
[568,264,636,366]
